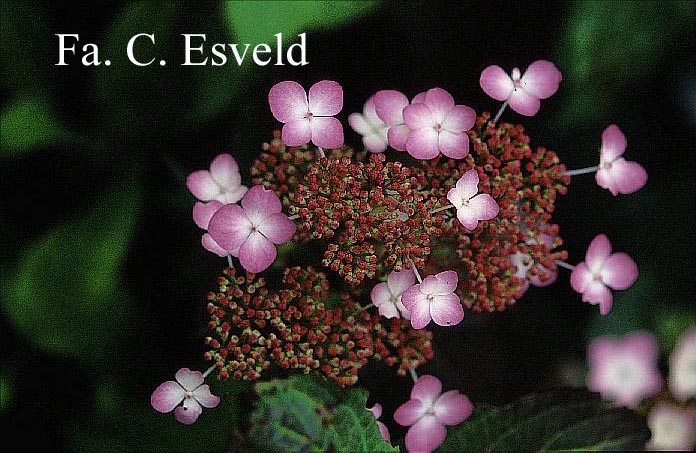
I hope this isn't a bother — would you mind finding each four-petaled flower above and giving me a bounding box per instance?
[402,270,463,329]
[480,60,562,117]
[402,88,476,159]
[570,234,638,315]
[367,403,391,444]
[670,327,696,401]
[370,268,415,319]
[646,403,696,451]
[372,90,425,152]
[268,80,344,149]
[192,200,227,257]
[446,169,499,230]
[595,124,648,196]
[348,95,389,153]
[587,332,663,409]
[394,375,473,452]
[208,185,296,273]
[150,368,220,425]
[186,153,248,204]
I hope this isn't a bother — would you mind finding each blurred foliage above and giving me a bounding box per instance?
[1,95,68,157]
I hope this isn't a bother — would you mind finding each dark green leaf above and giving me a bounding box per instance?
[1,95,68,157]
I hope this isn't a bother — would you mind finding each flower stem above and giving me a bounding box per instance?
[408,366,418,384]
[493,100,509,124]
[227,255,234,269]
[431,203,455,214]
[563,166,599,177]
[555,260,576,271]
[317,146,326,159]
[203,364,217,379]
[408,257,423,284]
[288,214,300,221]
[359,303,374,313]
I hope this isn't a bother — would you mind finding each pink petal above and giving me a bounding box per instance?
[387,124,411,151]
[310,116,344,149]
[442,105,476,133]
[151,381,185,413]
[468,193,499,222]
[430,293,464,327]
[388,269,417,296]
[403,103,434,130]
[411,91,427,104]
[374,90,409,126]
[174,397,202,425]
[439,130,469,159]
[209,153,242,189]
[411,375,443,404]
[595,167,618,196]
[407,294,433,330]
[239,231,277,273]
[363,96,382,125]
[221,185,248,204]
[193,384,220,408]
[601,252,638,290]
[396,300,411,320]
[612,159,648,195]
[587,336,617,369]
[424,88,455,124]
[600,124,627,161]
[406,127,440,160]
[201,233,229,257]
[480,65,514,101]
[193,201,223,230]
[570,262,593,294]
[434,270,458,294]
[623,331,659,359]
[454,170,480,201]
[401,284,421,311]
[377,421,391,444]
[268,81,308,123]
[418,275,441,297]
[175,368,204,391]
[208,204,252,252]
[394,398,426,426]
[308,80,343,116]
[378,302,400,319]
[456,205,483,231]
[371,282,392,307]
[405,415,447,453]
[508,88,541,116]
[282,118,312,147]
[582,281,613,315]
[258,213,296,244]
[363,132,389,154]
[186,170,219,202]
[586,234,611,274]
[433,390,473,425]
[520,60,562,99]
[348,112,371,135]
[242,185,282,218]
[368,403,383,419]
[529,265,557,287]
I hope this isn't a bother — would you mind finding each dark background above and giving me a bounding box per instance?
[1,1,694,450]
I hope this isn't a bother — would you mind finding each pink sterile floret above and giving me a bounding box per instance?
[570,234,638,315]
[510,234,558,294]
[480,60,562,117]
[150,368,220,425]
[446,169,499,230]
[670,327,696,401]
[595,124,647,196]
[401,270,463,329]
[371,268,416,320]
[402,88,476,160]
[186,153,248,204]
[208,185,296,273]
[193,200,228,257]
[367,403,391,444]
[394,375,473,453]
[587,332,663,409]
[372,90,425,152]
[646,403,696,451]
[268,80,344,149]
[348,95,389,153]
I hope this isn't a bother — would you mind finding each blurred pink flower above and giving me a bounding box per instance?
[186,153,248,204]
[480,60,562,117]
[150,368,220,425]
[402,88,476,159]
[587,332,663,408]
[646,403,696,451]
[268,80,344,149]
[570,234,638,315]
[348,96,389,153]
[372,90,425,152]
[595,124,647,196]
[192,201,228,257]
[371,268,415,319]
[208,185,296,273]
[394,375,473,452]
[401,270,463,329]
[367,403,391,444]
[446,169,499,230]
[670,327,696,401]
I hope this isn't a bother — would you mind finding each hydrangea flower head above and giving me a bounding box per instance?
[348,95,389,153]
[367,403,391,444]
[646,403,696,451]
[192,201,227,257]
[268,80,344,149]
[570,234,638,315]
[670,327,696,401]
[401,270,463,329]
[446,169,499,230]
[480,60,562,117]
[150,368,220,425]
[186,153,248,204]
[370,268,415,319]
[587,332,663,408]
[402,88,476,159]
[208,185,296,273]
[595,124,648,196]
[394,375,473,452]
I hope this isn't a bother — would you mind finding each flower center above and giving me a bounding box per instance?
[593,273,604,283]
[602,161,612,170]
[427,294,434,302]
[434,123,443,132]
[305,111,313,120]
[185,391,194,398]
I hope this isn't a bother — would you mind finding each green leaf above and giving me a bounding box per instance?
[250,375,397,452]
[439,389,650,451]
[0,95,68,157]
[1,180,141,360]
